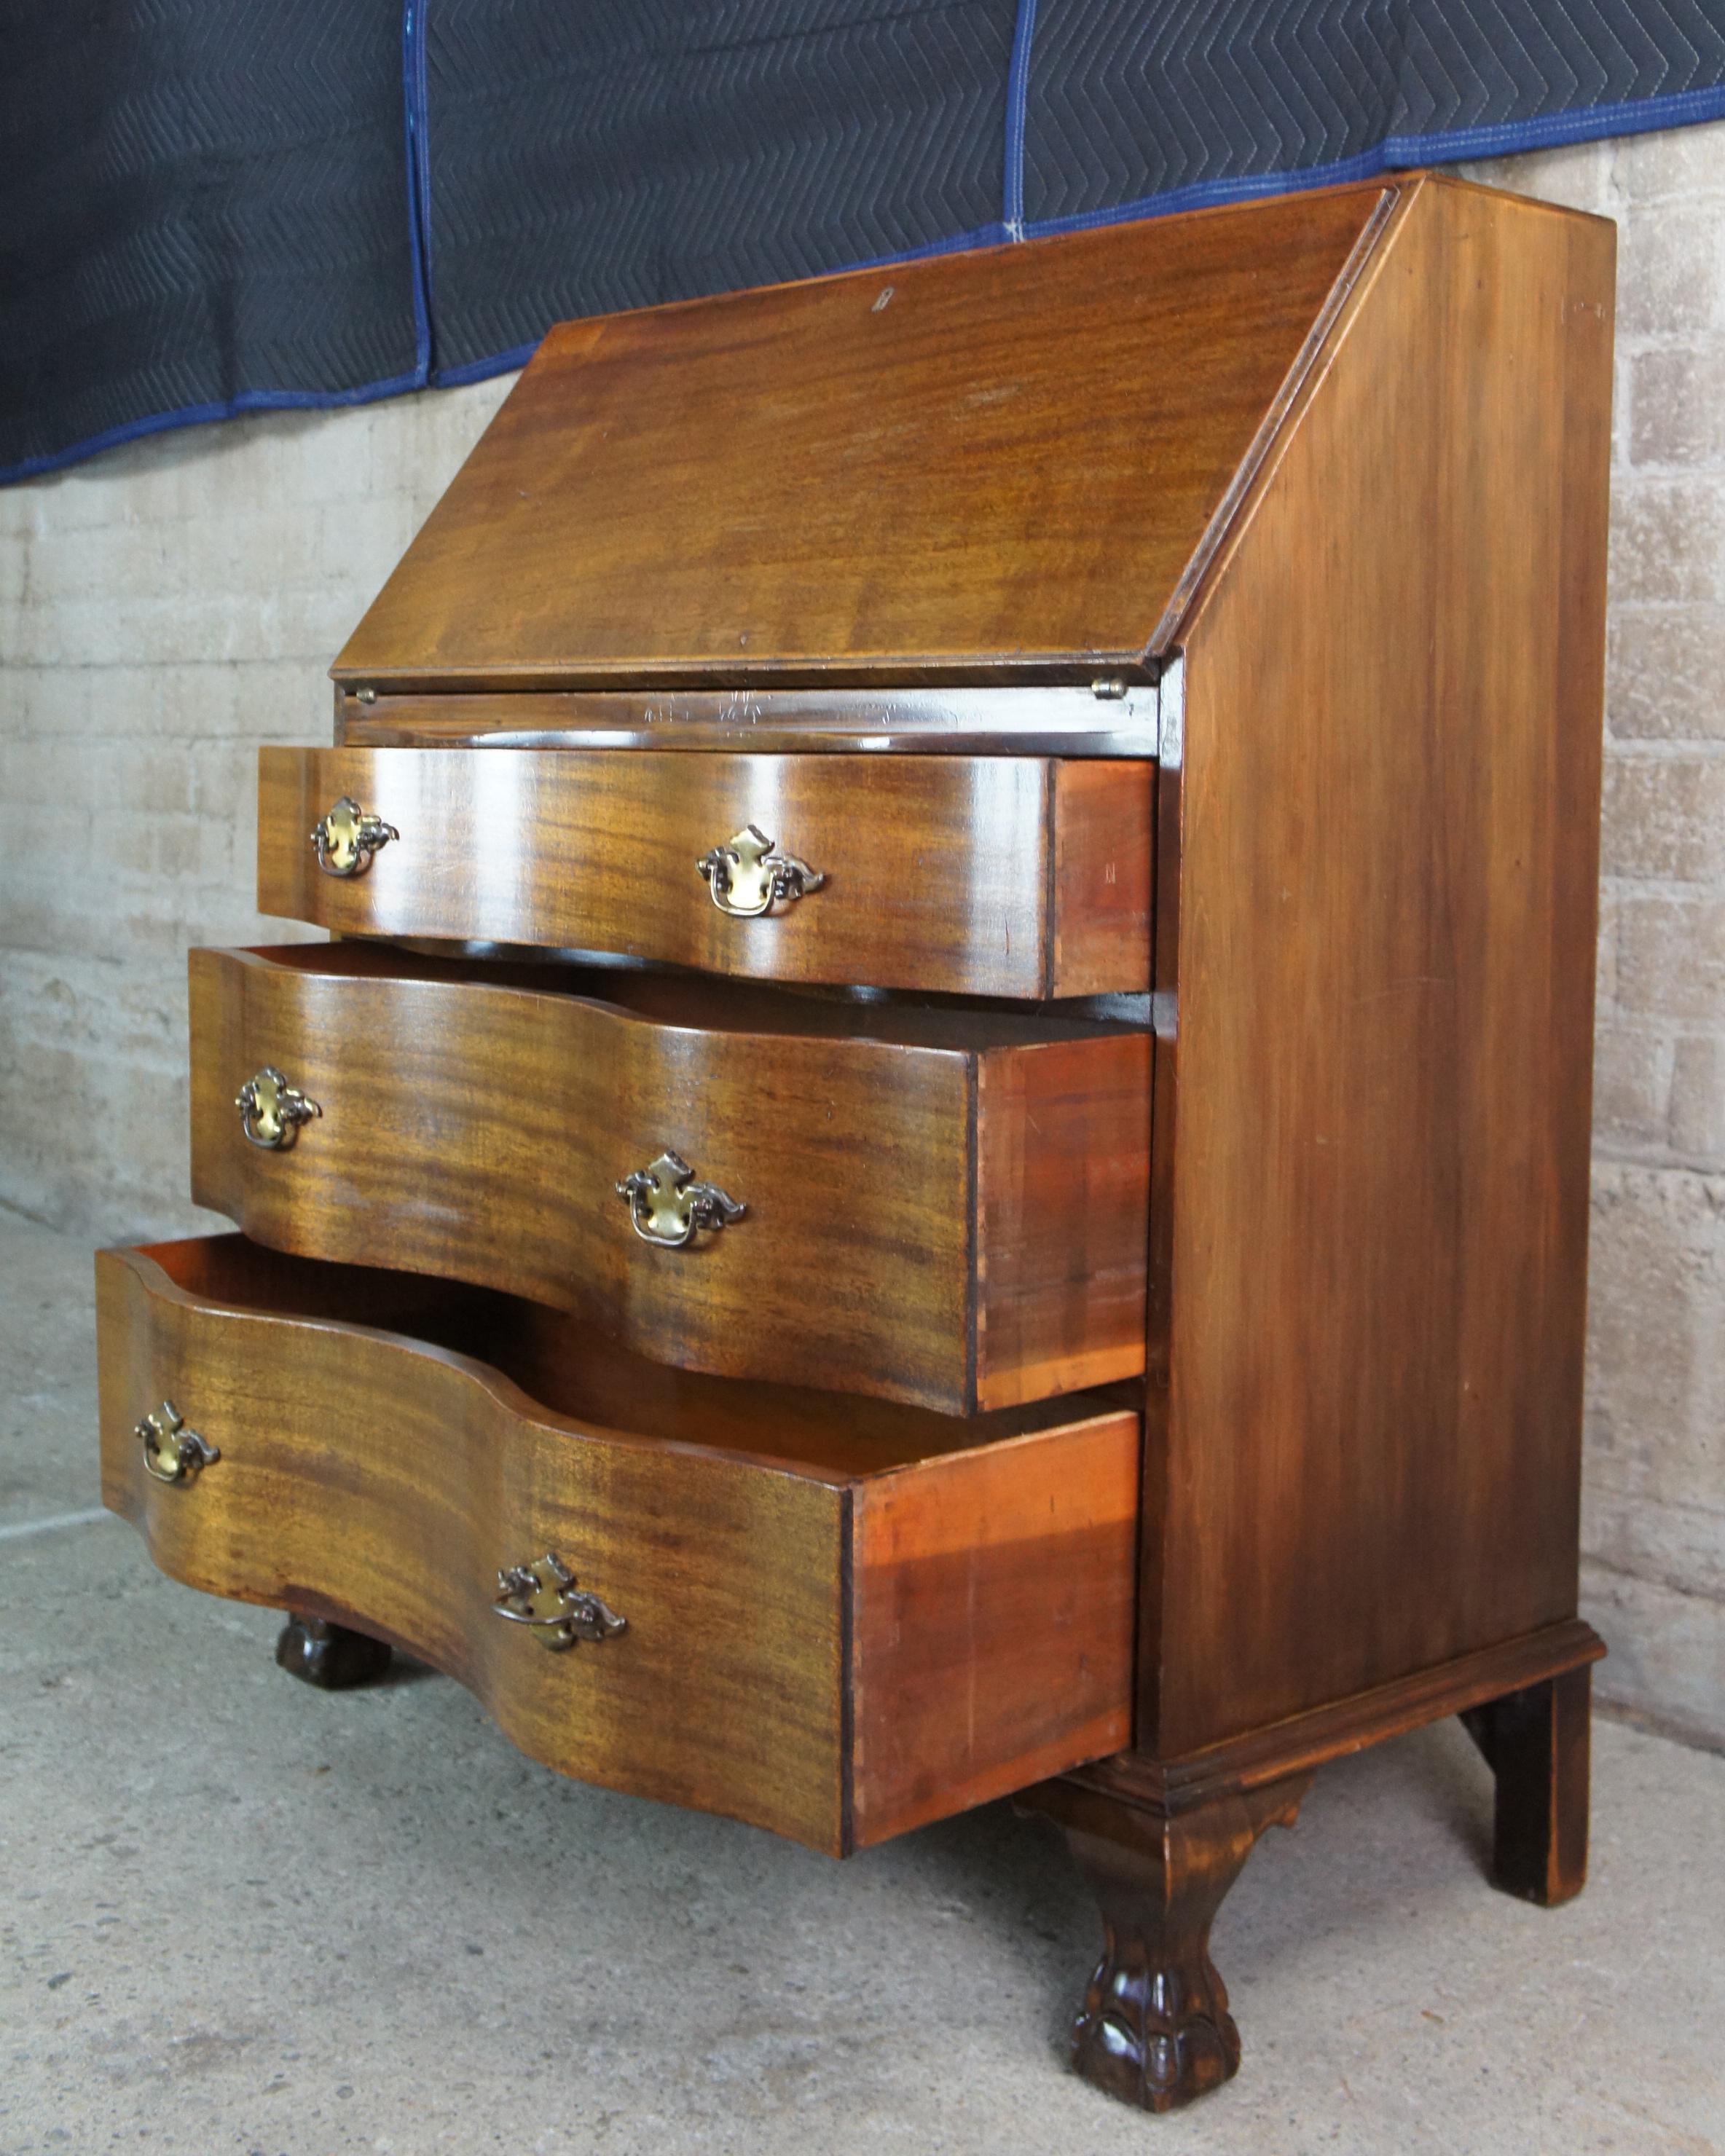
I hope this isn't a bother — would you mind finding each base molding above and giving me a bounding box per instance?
[1093,1618,1605,1815]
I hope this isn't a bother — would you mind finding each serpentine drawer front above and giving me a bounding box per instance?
[257,747,1154,998]
[96,1235,1140,1856]
[189,942,1150,1415]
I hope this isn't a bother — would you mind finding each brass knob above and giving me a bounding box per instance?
[493,1554,626,1651]
[136,1401,219,1485]
[311,795,398,877]
[236,1066,321,1150]
[695,825,823,917]
[616,1150,744,1248]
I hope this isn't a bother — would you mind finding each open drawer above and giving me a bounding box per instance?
[257,747,1153,998]
[190,943,1151,1415]
[97,1236,1140,1855]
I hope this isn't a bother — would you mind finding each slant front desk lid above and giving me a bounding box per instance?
[335,182,1396,693]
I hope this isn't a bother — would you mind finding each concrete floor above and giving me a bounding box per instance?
[2,1213,1721,2156]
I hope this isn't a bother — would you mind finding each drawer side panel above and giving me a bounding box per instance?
[973,1034,1151,1410]
[849,1410,1139,1846]
[1049,759,1155,996]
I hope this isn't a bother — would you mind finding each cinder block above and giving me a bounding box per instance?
[1596,884,1619,1006]
[173,508,317,607]
[1670,1037,1725,1165]
[1584,1484,1725,1604]
[1592,1020,1673,1152]
[1630,348,1725,468]
[203,658,326,742]
[312,497,424,600]
[264,586,377,663]
[1600,750,1725,881]
[189,737,262,819]
[1607,605,1725,740]
[416,374,517,478]
[1614,117,1725,210]
[366,401,437,497]
[1620,196,1725,339]
[128,662,233,741]
[1581,1557,1725,1751]
[1464,138,1619,214]
[1615,895,1725,1023]
[96,433,203,530]
[1609,479,1725,605]
[0,791,88,863]
[0,487,35,548]
[18,457,144,537]
[0,663,93,738]
[1585,1160,1725,1488]
[237,411,350,512]
[0,533,25,608]
[90,806,231,884]
[1,736,194,817]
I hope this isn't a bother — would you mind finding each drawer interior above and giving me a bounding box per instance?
[241,935,1151,1047]
[141,1232,1141,1480]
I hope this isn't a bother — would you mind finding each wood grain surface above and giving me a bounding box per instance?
[852,1428,1139,1844]
[1466,1665,1594,1905]
[330,184,1391,691]
[1076,1616,1604,1814]
[189,943,1150,1413]
[96,1235,1140,1854]
[1142,174,1616,1755]
[259,747,1152,996]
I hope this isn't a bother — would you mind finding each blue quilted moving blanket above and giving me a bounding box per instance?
[4,0,1722,481]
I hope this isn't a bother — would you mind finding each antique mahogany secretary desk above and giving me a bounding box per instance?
[98,172,1614,2113]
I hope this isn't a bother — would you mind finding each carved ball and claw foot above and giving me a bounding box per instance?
[1024,1768,1312,2113]
[275,1613,393,1690]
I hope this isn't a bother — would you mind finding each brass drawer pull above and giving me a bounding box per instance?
[616,1149,745,1248]
[696,825,824,918]
[311,795,398,878]
[494,1554,626,1651]
[236,1066,322,1150]
[136,1400,219,1485]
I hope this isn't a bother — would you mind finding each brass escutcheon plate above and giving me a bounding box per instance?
[311,795,398,877]
[135,1400,219,1485]
[695,825,823,917]
[616,1150,745,1248]
[493,1554,626,1651]
[235,1066,321,1150]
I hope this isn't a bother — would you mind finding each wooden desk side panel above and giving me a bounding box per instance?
[975,1033,1152,1410]
[1150,178,1615,1755]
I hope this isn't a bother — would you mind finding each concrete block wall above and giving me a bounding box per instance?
[0,379,514,1238]
[3,129,1722,1746]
